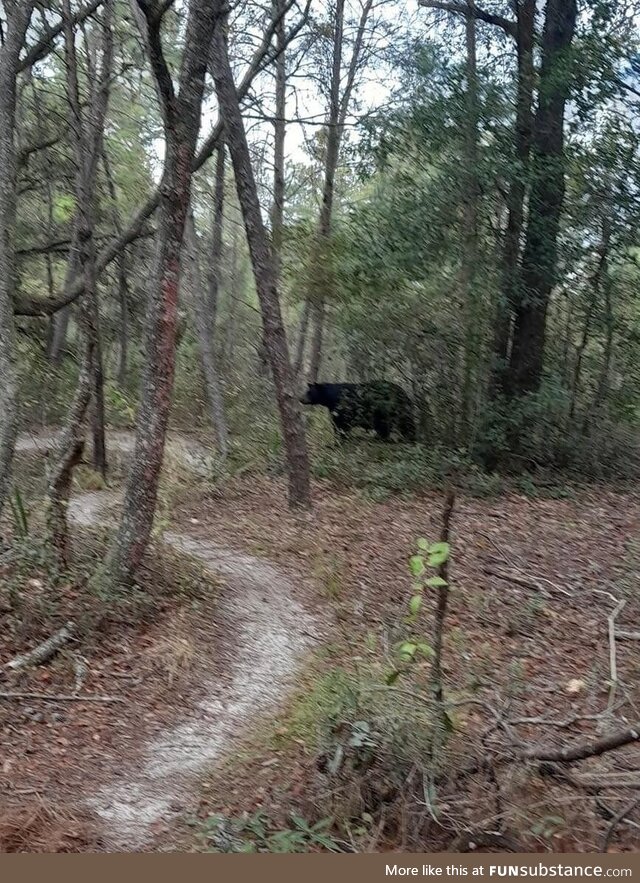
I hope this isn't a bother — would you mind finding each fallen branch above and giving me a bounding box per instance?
[2,621,75,673]
[522,720,640,763]
[615,630,640,641]
[483,566,571,598]
[0,691,123,703]
[72,654,89,694]
[607,599,626,712]
[601,795,640,853]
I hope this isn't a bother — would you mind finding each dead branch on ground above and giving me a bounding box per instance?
[2,622,75,675]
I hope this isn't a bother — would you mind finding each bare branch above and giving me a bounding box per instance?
[417,0,517,38]
[18,0,103,72]
[14,0,309,317]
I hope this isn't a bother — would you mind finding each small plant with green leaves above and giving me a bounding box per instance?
[387,536,450,685]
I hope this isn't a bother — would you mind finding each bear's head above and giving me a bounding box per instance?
[299,383,321,405]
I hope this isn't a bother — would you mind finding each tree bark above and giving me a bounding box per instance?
[271,0,286,285]
[490,0,536,393]
[293,298,311,378]
[184,211,229,458]
[569,222,610,422]
[46,0,113,563]
[307,0,374,384]
[210,15,311,509]
[99,0,220,589]
[506,0,578,396]
[116,253,129,388]
[0,0,37,519]
[459,0,480,441]
[307,0,345,384]
[101,147,131,390]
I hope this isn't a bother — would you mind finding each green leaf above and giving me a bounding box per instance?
[442,711,456,733]
[409,594,423,615]
[417,538,429,551]
[409,555,425,577]
[425,575,448,588]
[428,542,450,567]
[398,641,417,661]
[386,668,401,685]
[416,641,434,658]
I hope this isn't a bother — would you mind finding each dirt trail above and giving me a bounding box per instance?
[16,432,318,851]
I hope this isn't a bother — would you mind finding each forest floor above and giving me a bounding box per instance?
[2,431,640,852]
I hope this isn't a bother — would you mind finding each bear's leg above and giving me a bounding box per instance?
[330,412,350,444]
[373,414,391,441]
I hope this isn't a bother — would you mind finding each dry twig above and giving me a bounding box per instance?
[0,691,123,703]
[2,622,75,674]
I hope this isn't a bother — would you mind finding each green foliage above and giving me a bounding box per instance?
[104,383,137,427]
[9,489,29,539]
[194,810,340,854]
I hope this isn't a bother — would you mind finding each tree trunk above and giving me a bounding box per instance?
[506,0,578,396]
[459,0,480,441]
[46,0,113,561]
[208,143,226,338]
[46,344,92,571]
[49,304,73,364]
[271,0,286,285]
[117,253,129,388]
[222,223,242,370]
[307,0,345,384]
[90,328,108,478]
[569,223,610,422]
[210,15,311,509]
[101,147,130,391]
[0,1,37,519]
[293,298,311,378]
[490,0,535,395]
[184,211,229,458]
[584,236,615,433]
[99,0,220,589]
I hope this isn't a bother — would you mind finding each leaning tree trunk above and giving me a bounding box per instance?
[210,14,311,509]
[0,1,37,519]
[506,0,578,397]
[99,0,220,589]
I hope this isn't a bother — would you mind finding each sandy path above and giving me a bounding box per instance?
[16,432,318,851]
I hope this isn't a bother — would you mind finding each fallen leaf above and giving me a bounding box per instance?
[566,678,585,694]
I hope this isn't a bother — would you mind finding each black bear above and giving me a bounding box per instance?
[300,381,416,442]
